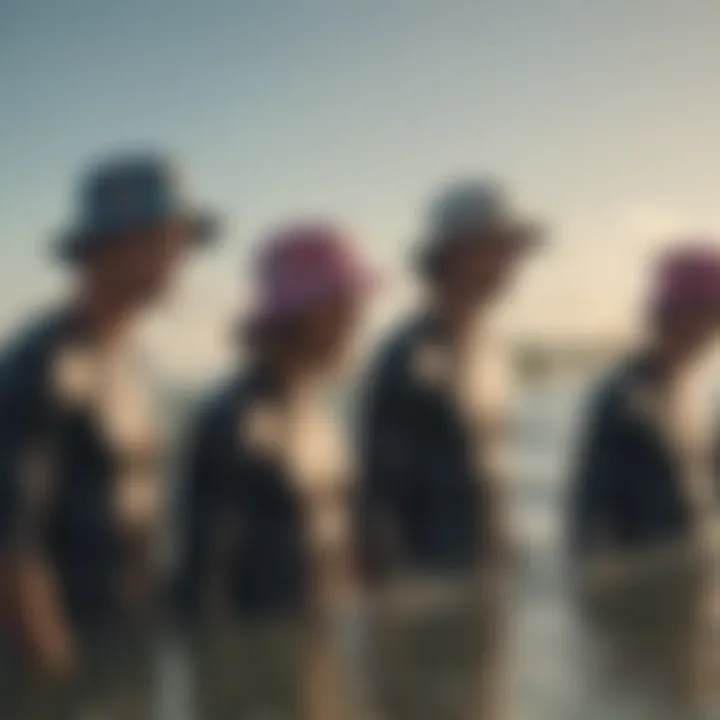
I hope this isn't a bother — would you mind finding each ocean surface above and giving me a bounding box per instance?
[158,377,720,720]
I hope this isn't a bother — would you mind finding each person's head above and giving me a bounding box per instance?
[416,179,545,315]
[244,222,377,373]
[56,152,219,312]
[428,236,527,310]
[78,218,196,309]
[648,245,720,366]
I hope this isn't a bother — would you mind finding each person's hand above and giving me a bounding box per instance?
[486,532,520,573]
[582,553,629,593]
[35,626,76,681]
[689,516,720,560]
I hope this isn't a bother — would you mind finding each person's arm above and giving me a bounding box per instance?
[477,459,514,573]
[14,552,75,678]
[173,414,212,623]
[0,390,75,678]
[566,389,675,589]
[567,392,621,561]
[173,405,238,627]
[355,356,416,586]
[567,389,649,597]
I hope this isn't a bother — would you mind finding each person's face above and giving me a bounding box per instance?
[441,240,523,309]
[86,220,190,307]
[662,307,719,361]
[293,292,367,371]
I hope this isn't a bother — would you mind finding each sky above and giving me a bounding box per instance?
[3,0,720,378]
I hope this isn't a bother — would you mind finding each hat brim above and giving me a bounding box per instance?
[414,218,547,278]
[236,268,380,346]
[652,294,720,321]
[54,209,221,265]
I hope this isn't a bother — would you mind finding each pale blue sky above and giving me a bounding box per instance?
[3,0,720,376]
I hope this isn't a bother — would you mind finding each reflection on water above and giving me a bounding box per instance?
[366,574,513,720]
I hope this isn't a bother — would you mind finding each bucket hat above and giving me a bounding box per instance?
[55,152,220,263]
[242,220,377,338]
[415,178,546,278]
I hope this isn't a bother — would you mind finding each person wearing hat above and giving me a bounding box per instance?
[174,221,377,719]
[356,179,544,720]
[0,152,219,717]
[567,245,720,713]
[569,244,720,569]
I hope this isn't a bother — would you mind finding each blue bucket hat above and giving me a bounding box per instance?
[55,152,220,264]
[414,178,547,279]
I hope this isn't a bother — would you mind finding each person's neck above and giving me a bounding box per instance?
[431,291,482,342]
[72,285,134,348]
[260,347,317,397]
[647,336,695,385]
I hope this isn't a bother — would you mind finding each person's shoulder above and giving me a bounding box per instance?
[362,313,431,386]
[190,373,245,436]
[0,308,68,400]
[583,353,645,422]
[0,307,66,363]
[192,364,282,434]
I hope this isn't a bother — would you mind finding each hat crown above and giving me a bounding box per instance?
[657,244,720,273]
[256,223,353,285]
[55,150,219,263]
[428,179,511,236]
[76,153,184,230]
[246,221,374,329]
[651,243,720,311]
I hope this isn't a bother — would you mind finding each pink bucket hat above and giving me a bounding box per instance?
[650,243,720,317]
[242,220,378,337]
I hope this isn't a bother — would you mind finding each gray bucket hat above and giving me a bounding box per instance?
[415,178,546,278]
[54,152,220,264]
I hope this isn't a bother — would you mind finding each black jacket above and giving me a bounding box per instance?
[568,354,714,557]
[357,313,490,579]
[175,365,310,623]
